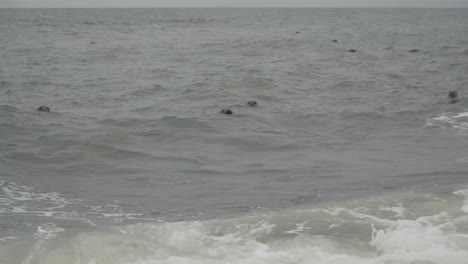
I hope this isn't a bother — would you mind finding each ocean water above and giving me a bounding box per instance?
[1,8,468,264]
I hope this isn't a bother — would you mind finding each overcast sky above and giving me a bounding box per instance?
[2,0,468,8]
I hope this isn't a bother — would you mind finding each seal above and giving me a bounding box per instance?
[247,101,258,107]
[448,90,459,104]
[37,106,50,112]
[348,49,357,53]
[220,109,233,115]
[332,39,338,43]
[409,49,419,53]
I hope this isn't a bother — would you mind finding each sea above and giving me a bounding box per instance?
[1,8,468,264]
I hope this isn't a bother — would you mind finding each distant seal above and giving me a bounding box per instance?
[37,106,50,112]
[348,49,357,53]
[448,90,459,104]
[409,49,419,53]
[247,101,258,107]
[296,31,300,34]
[220,109,233,115]
[332,39,338,43]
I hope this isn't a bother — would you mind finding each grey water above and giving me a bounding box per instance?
[1,8,468,264]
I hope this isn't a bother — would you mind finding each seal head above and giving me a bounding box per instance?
[37,106,50,112]
[247,101,258,107]
[448,90,459,104]
[221,109,233,115]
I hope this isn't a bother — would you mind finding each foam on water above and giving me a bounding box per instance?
[1,185,467,264]
[0,180,74,213]
[0,181,153,227]
[426,111,468,134]
[453,189,468,213]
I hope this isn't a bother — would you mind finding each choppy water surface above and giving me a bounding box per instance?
[1,8,468,264]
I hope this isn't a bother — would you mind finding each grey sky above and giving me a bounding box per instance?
[2,0,468,8]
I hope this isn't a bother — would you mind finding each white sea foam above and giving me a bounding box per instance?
[5,188,466,264]
[453,189,468,213]
[0,236,17,242]
[0,180,74,208]
[0,181,152,226]
[378,206,407,217]
[426,111,468,134]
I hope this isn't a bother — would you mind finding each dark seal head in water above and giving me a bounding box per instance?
[247,101,258,107]
[37,106,50,112]
[448,90,459,104]
[220,109,233,115]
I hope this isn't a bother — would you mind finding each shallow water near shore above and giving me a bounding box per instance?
[1,8,468,263]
